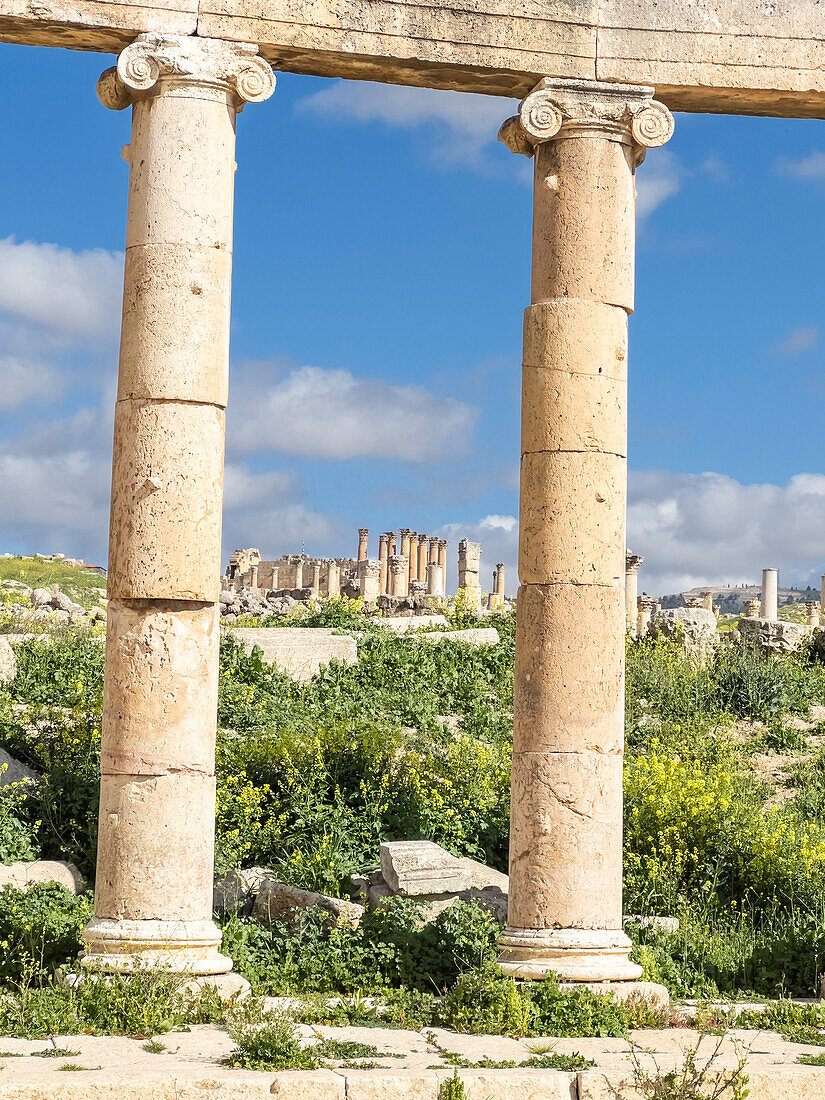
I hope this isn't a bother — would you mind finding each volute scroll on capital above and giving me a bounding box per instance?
[498,77,674,163]
[97,33,275,111]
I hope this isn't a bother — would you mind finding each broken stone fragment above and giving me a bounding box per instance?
[0,639,16,684]
[252,878,365,929]
[0,861,85,894]
[380,840,472,896]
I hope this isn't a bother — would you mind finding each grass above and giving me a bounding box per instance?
[0,557,105,611]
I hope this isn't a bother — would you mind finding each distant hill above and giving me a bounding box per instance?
[657,584,819,615]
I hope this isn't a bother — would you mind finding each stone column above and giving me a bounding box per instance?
[388,532,398,557]
[624,553,643,638]
[428,537,439,565]
[495,563,506,599]
[636,595,657,638]
[87,33,274,977]
[427,562,443,597]
[743,598,761,619]
[325,561,340,598]
[418,537,429,581]
[359,560,381,602]
[249,564,258,592]
[357,529,369,562]
[497,78,674,984]
[310,563,321,596]
[294,560,304,590]
[458,538,481,609]
[390,555,408,598]
[438,540,448,597]
[806,601,821,627]
[270,566,279,592]
[821,574,825,614]
[400,530,412,595]
[761,568,779,621]
[409,534,420,583]
[378,534,390,595]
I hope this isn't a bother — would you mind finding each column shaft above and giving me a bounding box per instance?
[498,78,673,983]
[86,34,274,976]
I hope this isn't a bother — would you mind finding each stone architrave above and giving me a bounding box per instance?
[378,534,390,595]
[624,553,643,637]
[359,560,381,602]
[497,77,674,986]
[357,528,369,562]
[761,568,779,621]
[86,33,275,978]
[389,555,408,598]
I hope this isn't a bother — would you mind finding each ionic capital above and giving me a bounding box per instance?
[498,77,673,164]
[97,33,275,111]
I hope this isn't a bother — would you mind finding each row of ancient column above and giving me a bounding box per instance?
[83,32,674,997]
[357,528,447,598]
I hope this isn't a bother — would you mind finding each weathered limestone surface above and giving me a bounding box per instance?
[231,627,357,682]
[83,33,274,978]
[499,77,673,987]
[415,628,500,647]
[739,617,812,656]
[253,879,365,928]
[650,607,718,657]
[0,638,15,683]
[380,841,471,896]
[0,860,85,893]
[4,0,823,119]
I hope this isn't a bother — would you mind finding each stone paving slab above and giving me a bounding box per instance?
[0,1025,821,1097]
[229,628,358,683]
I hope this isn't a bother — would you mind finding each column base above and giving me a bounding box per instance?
[81,918,233,975]
[498,927,643,982]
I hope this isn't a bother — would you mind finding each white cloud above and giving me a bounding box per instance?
[628,470,825,594]
[775,151,825,180]
[772,325,819,358]
[637,150,682,221]
[297,81,517,170]
[0,358,64,410]
[229,362,478,462]
[0,237,123,346]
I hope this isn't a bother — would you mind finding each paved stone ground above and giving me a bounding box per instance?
[0,1024,822,1098]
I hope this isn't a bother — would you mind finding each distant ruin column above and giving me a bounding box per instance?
[495,563,506,599]
[293,559,304,590]
[438,540,448,597]
[400,530,412,595]
[458,539,481,609]
[249,564,258,592]
[761,568,778,621]
[389,555,407,598]
[417,537,429,581]
[388,532,398,557]
[310,563,321,596]
[325,561,340,598]
[357,528,369,562]
[624,553,643,638]
[359,560,381,602]
[408,534,420,582]
[427,562,443,597]
[636,595,657,638]
[498,79,674,984]
[87,34,274,977]
[743,598,761,619]
[806,601,820,627]
[820,574,825,614]
[379,534,390,595]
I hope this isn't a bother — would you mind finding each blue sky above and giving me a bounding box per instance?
[1,42,825,594]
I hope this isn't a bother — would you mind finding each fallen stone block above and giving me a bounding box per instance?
[230,627,358,683]
[0,638,16,683]
[0,860,85,893]
[252,878,365,929]
[377,615,450,633]
[0,747,39,789]
[650,608,717,657]
[740,617,812,655]
[380,840,472,896]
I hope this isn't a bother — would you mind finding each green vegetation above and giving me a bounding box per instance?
[0,557,105,612]
[4,595,825,1040]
